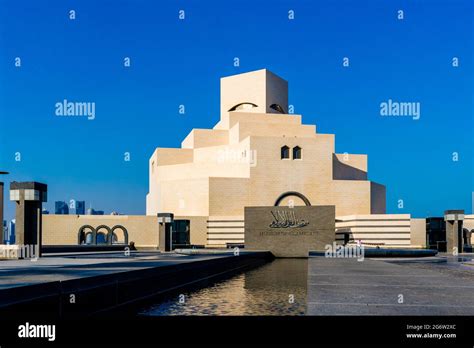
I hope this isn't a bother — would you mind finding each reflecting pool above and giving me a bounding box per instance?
[140,258,308,316]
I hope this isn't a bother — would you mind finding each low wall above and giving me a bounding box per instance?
[206,215,245,247]
[43,215,159,248]
[206,213,424,249]
[336,214,412,248]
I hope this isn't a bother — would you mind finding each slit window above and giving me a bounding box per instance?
[293,146,302,160]
[281,145,290,159]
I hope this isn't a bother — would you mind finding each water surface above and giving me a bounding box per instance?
[140,258,308,316]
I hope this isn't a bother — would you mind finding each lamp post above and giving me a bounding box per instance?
[0,171,9,244]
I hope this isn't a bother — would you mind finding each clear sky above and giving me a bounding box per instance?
[0,0,472,221]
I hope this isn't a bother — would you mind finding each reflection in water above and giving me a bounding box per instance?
[140,259,308,316]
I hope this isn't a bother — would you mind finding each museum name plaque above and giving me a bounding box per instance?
[245,205,336,257]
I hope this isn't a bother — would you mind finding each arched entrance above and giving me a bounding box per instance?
[274,191,311,207]
[110,225,129,245]
[95,225,111,245]
[77,224,129,245]
[78,225,96,245]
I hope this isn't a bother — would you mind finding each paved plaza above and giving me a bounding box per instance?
[307,255,474,315]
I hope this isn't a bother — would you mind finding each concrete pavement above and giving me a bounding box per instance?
[307,255,474,315]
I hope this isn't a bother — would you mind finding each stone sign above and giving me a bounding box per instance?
[244,205,336,257]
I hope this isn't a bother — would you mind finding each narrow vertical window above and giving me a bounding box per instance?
[293,146,302,159]
[281,145,290,159]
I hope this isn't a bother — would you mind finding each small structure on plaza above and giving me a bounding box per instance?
[158,213,174,251]
[9,182,47,257]
[444,210,465,254]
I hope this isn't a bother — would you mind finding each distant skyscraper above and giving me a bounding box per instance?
[8,219,15,244]
[87,207,104,215]
[76,201,85,215]
[55,201,69,215]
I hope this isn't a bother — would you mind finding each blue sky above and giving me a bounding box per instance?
[0,0,472,221]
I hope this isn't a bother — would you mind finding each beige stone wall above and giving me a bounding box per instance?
[151,148,193,166]
[147,148,194,215]
[246,135,335,207]
[182,129,228,149]
[155,178,210,216]
[206,214,428,249]
[233,119,316,142]
[217,111,302,131]
[43,215,159,248]
[328,181,372,215]
[204,135,378,216]
[175,215,208,246]
[410,218,427,248]
[209,178,250,216]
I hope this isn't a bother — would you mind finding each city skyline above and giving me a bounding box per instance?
[0,0,472,222]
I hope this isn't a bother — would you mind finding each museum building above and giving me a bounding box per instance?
[144,69,419,248]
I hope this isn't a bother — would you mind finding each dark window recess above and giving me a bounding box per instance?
[281,145,290,159]
[426,217,446,251]
[172,220,190,247]
[293,146,302,159]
